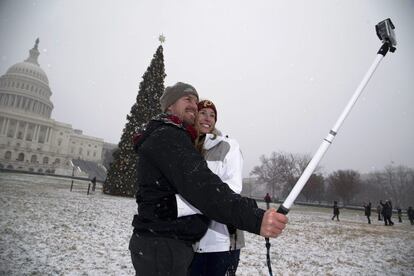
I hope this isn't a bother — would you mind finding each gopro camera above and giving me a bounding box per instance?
[376,18,397,52]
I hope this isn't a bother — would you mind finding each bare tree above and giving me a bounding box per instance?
[355,164,414,208]
[326,170,361,205]
[250,151,318,201]
[280,153,313,198]
[301,173,325,203]
[250,152,285,200]
[356,175,383,204]
[382,164,414,207]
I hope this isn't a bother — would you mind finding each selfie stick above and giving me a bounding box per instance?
[276,18,397,215]
[265,19,396,276]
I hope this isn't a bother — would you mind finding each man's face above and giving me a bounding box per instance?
[167,94,198,125]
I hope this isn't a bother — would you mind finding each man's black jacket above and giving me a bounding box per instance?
[132,114,264,242]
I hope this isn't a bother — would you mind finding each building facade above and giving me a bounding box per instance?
[0,39,106,175]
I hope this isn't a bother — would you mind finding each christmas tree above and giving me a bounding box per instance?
[103,41,166,197]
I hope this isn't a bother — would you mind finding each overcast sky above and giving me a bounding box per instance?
[1,0,413,177]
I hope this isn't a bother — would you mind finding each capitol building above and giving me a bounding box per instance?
[0,39,113,177]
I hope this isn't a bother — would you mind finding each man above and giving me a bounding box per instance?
[397,207,402,223]
[380,200,394,226]
[377,202,382,221]
[91,176,97,192]
[129,82,288,275]
[265,193,272,209]
[332,201,340,221]
[363,202,371,224]
[408,206,414,225]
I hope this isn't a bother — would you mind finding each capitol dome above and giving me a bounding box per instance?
[0,38,54,119]
[6,61,49,85]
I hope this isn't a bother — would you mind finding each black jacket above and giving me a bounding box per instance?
[132,114,264,242]
[364,204,371,216]
[333,205,339,215]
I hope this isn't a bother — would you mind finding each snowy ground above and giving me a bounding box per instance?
[1,173,413,276]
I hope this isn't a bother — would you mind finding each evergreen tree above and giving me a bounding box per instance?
[103,44,166,196]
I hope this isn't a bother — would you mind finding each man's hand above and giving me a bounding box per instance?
[260,208,288,238]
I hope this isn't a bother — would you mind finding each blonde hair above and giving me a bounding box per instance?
[194,124,219,156]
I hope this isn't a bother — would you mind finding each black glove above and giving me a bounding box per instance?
[154,194,178,220]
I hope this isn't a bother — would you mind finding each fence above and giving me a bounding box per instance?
[0,168,103,195]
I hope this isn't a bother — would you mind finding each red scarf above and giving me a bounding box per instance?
[132,114,197,146]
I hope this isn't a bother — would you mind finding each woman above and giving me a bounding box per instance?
[332,201,340,221]
[175,99,245,276]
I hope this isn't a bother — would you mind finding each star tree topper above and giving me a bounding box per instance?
[159,34,166,44]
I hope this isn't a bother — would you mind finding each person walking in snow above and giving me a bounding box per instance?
[380,200,394,226]
[387,200,394,226]
[128,82,288,275]
[377,203,382,221]
[407,206,414,225]
[91,176,97,192]
[397,207,403,223]
[364,202,372,224]
[332,201,340,221]
[265,193,272,208]
[380,200,387,224]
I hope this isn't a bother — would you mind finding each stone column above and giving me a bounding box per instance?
[13,96,19,108]
[44,127,49,143]
[23,123,29,141]
[33,125,39,142]
[11,121,17,139]
[14,121,20,138]
[0,118,6,135]
[4,118,10,135]
[46,127,51,143]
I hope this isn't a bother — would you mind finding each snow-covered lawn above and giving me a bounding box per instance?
[1,173,413,275]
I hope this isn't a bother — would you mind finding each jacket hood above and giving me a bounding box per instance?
[203,133,226,150]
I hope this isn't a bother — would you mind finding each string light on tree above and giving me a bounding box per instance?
[103,40,166,197]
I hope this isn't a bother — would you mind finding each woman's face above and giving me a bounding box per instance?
[197,107,216,134]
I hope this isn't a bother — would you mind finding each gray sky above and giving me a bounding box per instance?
[1,0,413,177]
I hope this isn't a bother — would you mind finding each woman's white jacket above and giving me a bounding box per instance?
[175,133,245,252]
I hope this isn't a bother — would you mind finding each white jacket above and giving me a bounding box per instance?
[175,133,245,252]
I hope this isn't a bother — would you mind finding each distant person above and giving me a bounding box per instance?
[387,200,394,226]
[397,207,402,223]
[380,200,387,223]
[91,176,97,192]
[264,193,272,209]
[407,206,414,225]
[376,203,382,221]
[363,202,372,224]
[380,200,394,226]
[332,201,340,221]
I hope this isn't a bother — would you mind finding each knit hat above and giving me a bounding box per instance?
[198,100,217,122]
[160,82,199,112]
